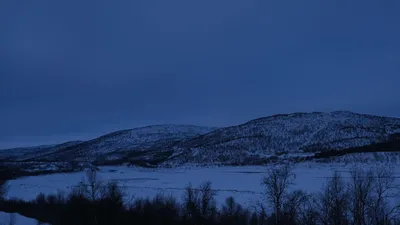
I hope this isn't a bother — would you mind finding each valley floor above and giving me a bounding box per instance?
[6,162,400,208]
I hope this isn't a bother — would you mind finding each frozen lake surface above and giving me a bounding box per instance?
[6,162,400,208]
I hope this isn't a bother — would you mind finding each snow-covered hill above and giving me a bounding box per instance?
[0,141,83,161]
[161,111,400,166]
[30,125,218,162]
[1,111,399,169]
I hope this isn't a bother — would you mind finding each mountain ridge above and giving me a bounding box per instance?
[158,111,400,166]
[1,111,400,170]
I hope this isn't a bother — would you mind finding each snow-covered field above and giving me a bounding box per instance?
[0,212,49,225]
[6,162,400,208]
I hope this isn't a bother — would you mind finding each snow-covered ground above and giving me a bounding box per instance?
[6,162,400,208]
[0,212,48,225]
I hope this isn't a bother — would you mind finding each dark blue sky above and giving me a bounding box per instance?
[1,0,399,148]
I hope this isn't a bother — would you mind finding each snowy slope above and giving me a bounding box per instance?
[0,211,48,225]
[0,141,82,161]
[1,111,399,168]
[0,145,53,160]
[31,125,217,162]
[162,111,400,166]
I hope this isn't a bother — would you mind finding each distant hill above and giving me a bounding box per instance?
[159,111,400,166]
[1,111,400,170]
[0,141,83,161]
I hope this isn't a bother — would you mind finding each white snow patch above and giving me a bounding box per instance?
[0,212,48,225]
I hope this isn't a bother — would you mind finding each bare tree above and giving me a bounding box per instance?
[262,164,295,225]
[56,189,66,204]
[221,196,243,217]
[252,200,268,225]
[220,196,250,225]
[81,168,103,225]
[182,182,200,220]
[348,167,375,225]
[181,181,216,223]
[297,196,319,225]
[199,181,217,219]
[317,170,350,225]
[101,180,125,205]
[83,168,103,201]
[366,167,400,225]
[283,190,311,225]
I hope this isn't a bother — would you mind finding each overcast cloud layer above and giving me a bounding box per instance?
[1,0,399,148]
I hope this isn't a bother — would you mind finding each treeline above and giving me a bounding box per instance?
[1,165,400,225]
[313,133,400,159]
